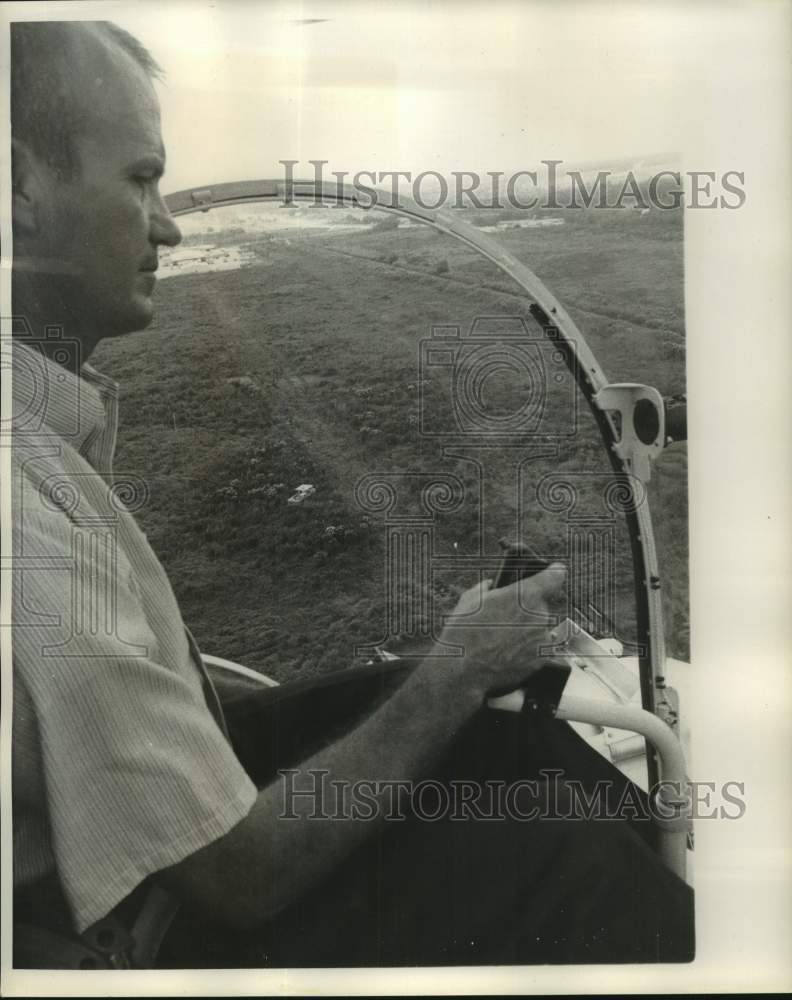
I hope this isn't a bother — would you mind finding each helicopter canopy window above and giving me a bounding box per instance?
[92,199,688,680]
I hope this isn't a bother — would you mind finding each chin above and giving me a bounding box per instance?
[104,295,156,338]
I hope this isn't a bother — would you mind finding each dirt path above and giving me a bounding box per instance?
[310,240,684,340]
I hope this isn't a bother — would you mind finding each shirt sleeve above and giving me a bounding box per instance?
[13,497,259,934]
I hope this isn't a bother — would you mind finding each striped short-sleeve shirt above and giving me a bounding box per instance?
[11,339,258,933]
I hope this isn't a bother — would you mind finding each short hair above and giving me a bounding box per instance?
[11,21,163,181]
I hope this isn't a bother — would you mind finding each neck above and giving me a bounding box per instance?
[11,270,98,365]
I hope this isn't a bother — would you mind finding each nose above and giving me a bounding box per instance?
[150,200,182,248]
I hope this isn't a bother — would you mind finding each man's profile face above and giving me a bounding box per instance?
[33,34,182,340]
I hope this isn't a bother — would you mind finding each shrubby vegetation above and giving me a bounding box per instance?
[95,206,688,680]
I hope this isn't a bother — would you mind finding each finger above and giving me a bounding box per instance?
[536,561,567,594]
[466,578,493,604]
[450,578,491,617]
[466,578,491,601]
[515,561,567,602]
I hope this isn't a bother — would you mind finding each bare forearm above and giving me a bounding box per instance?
[253,654,481,901]
[162,566,565,927]
[166,650,483,926]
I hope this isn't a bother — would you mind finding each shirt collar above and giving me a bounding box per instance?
[12,338,120,472]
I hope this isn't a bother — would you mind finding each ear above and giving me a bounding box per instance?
[12,138,49,237]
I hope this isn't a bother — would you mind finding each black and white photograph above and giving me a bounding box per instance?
[1,1,790,995]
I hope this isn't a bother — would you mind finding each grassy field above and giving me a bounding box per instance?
[93,206,689,681]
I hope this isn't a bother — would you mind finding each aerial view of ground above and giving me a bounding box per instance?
[93,202,688,681]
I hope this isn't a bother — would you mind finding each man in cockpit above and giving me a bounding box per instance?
[9,19,693,968]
